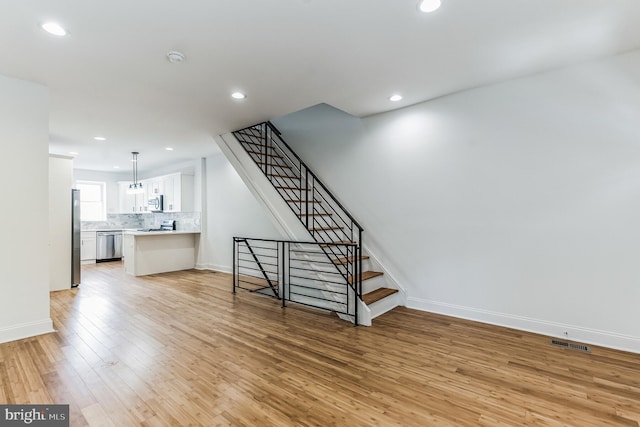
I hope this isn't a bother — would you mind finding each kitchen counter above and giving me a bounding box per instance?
[124,230,200,236]
[123,231,201,276]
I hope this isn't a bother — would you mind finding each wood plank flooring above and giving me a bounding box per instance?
[1,261,640,426]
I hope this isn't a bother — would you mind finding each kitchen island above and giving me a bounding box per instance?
[123,230,200,276]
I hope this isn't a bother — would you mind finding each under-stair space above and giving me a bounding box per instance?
[223,122,402,325]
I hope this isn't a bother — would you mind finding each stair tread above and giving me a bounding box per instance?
[270,174,298,179]
[238,138,267,147]
[362,287,398,305]
[333,255,370,265]
[348,270,383,284]
[321,240,356,248]
[235,130,261,137]
[256,161,290,168]
[310,226,343,231]
[246,150,283,159]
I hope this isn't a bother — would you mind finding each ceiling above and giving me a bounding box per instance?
[2,0,640,174]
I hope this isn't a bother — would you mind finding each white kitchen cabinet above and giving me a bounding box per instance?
[162,174,175,211]
[118,173,193,213]
[118,182,136,213]
[147,178,162,196]
[162,173,194,212]
[80,231,97,262]
[118,181,147,213]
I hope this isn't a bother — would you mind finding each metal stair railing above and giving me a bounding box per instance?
[232,122,364,323]
[233,237,360,324]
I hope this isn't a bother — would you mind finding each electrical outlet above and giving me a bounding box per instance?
[563,331,569,338]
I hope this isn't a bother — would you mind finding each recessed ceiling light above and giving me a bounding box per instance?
[231,92,246,100]
[113,166,120,169]
[167,51,185,63]
[94,136,106,141]
[69,151,78,155]
[389,94,403,102]
[418,0,441,13]
[165,147,174,151]
[41,22,67,36]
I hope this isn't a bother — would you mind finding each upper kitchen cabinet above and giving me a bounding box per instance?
[117,173,194,213]
[118,181,147,213]
[146,178,163,197]
[162,173,194,212]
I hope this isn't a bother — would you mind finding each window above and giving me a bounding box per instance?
[76,181,107,221]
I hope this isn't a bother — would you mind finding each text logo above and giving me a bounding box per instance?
[0,405,69,427]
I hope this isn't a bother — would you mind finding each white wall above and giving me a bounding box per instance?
[0,74,53,343]
[49,155,74,291]
[273,49,640,353]
[197,153,280,272]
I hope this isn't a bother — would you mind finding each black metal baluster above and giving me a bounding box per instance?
[263,123,268,175]
[282,241,287,308]
[244,238,279,298]
[232,238,237,294]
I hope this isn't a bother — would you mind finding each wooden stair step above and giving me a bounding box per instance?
[235,130,261,137]
[362,287,398,305]
[321,240,356,248]
[270,174,298,179]
[348,270,383,284]
[310,226,344,231]
[256,161,290,168]
[238,138,266,146]
[241,140,287,156]
[332,255,370,265]
[246,150,283,159]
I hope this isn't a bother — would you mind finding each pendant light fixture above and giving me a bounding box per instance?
[418,0,441,13]
[127,151,144,194]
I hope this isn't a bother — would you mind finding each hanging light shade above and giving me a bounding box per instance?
[418,0,441,12]
[127,151,144,194]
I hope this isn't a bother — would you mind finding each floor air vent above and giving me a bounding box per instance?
[549,339,591,353]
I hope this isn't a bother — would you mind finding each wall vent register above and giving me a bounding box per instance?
[549,339,591,353]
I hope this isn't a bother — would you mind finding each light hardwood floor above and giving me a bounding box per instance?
[1,262,640,426]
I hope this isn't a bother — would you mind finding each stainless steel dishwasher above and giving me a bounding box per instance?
[96,230,123,262]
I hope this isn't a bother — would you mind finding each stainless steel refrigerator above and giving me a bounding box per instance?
[72,189,81,287]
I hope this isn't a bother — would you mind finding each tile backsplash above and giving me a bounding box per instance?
[82,212,201,232]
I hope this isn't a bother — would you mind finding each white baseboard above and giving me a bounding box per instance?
[195,263,231,274]
[0,318,55,344]
[407,297,640,354]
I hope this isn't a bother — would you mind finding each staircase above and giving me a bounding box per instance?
[223,121,401,325]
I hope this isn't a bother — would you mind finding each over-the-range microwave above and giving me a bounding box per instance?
[148,195,164,212]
